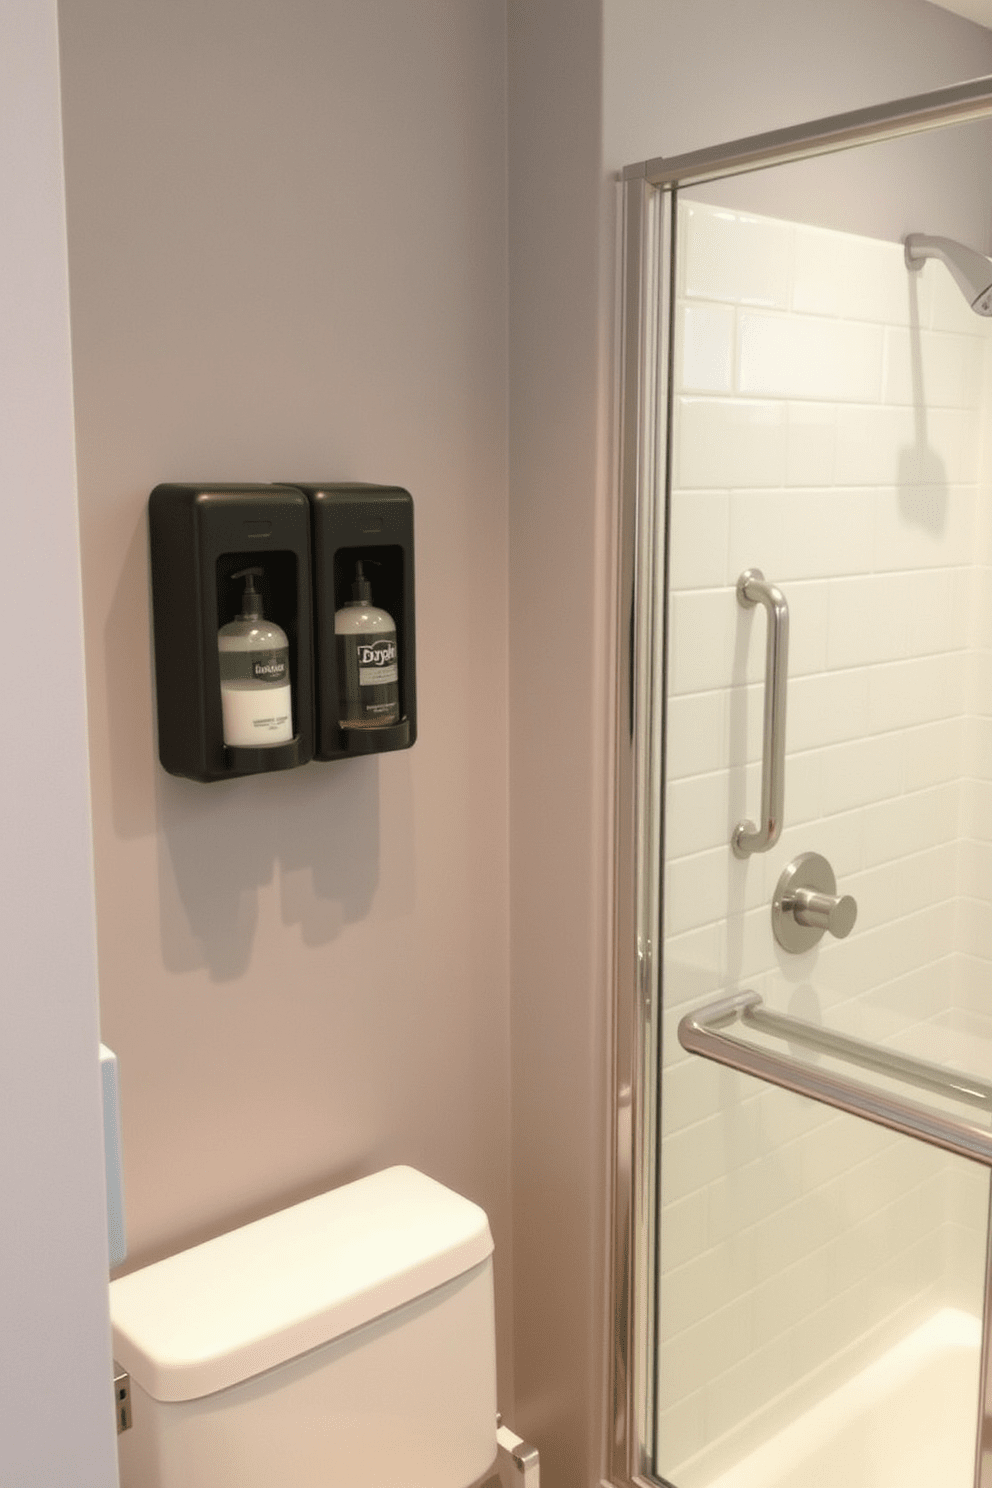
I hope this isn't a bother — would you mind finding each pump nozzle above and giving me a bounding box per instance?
[231,567,265,619]
[350,561,373,604]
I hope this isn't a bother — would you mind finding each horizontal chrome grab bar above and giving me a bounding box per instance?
[748,998,992,1112]
[732,570,789,858]
[678,991,992,1168]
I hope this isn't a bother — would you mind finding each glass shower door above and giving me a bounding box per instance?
[650,179,992,1488]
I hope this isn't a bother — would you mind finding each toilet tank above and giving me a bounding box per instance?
[110,1166,497,1488]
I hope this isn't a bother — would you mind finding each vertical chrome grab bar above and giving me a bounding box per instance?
[732,569,789,858]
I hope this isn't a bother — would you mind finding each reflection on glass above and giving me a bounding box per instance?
[655,149,992,1488]
[656,1071,987,1487]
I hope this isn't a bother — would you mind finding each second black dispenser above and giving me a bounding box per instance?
[293,483,417,761]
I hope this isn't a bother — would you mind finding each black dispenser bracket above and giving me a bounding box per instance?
[148,484,314,782]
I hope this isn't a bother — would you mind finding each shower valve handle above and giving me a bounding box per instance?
[772,852,858,953]
[790,886,858,940]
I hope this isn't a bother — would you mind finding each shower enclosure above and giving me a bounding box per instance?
[610,76,992,1488]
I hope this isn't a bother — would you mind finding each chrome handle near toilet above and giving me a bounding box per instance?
[496,1420,541,1486]
[732,569,789,858]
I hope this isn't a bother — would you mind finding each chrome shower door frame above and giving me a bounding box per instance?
[608,73,992,1488]
[609,169,671,1488]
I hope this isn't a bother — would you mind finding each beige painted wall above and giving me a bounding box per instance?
[58,0,514,1406]
[605,0,992,247]
[507,0,615,1481]
[604,0,992,170]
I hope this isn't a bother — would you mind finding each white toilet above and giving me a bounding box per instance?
[109,1165,498,1488]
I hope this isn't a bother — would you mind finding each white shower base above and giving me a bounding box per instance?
[687,1309,982,1488]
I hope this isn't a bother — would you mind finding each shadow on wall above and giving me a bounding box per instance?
[104,507,160,843]
[105,503,417,982]
[155,732,383,982]
[899,266,949,533]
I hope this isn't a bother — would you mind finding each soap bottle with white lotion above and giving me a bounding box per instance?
[218,567,294,747]
[335,560,400,729]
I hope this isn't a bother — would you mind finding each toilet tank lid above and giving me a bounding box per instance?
[109,1166,494,1403]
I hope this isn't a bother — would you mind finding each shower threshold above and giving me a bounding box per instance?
[674,1309,980,1488]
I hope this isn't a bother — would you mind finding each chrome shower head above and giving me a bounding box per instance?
[904,233,992,316]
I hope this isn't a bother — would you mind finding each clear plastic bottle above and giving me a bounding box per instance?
[217,568,293,746]
[334,561,400,728]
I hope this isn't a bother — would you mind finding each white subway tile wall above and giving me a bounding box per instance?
[658,200,992,1484]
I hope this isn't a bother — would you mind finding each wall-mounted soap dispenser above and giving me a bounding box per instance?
[149,484,314,781]
[334,560,401,731]
[290,484,416,760]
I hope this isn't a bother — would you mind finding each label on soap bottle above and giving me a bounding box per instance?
[337,634,400,727]
[218,646,290,685]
